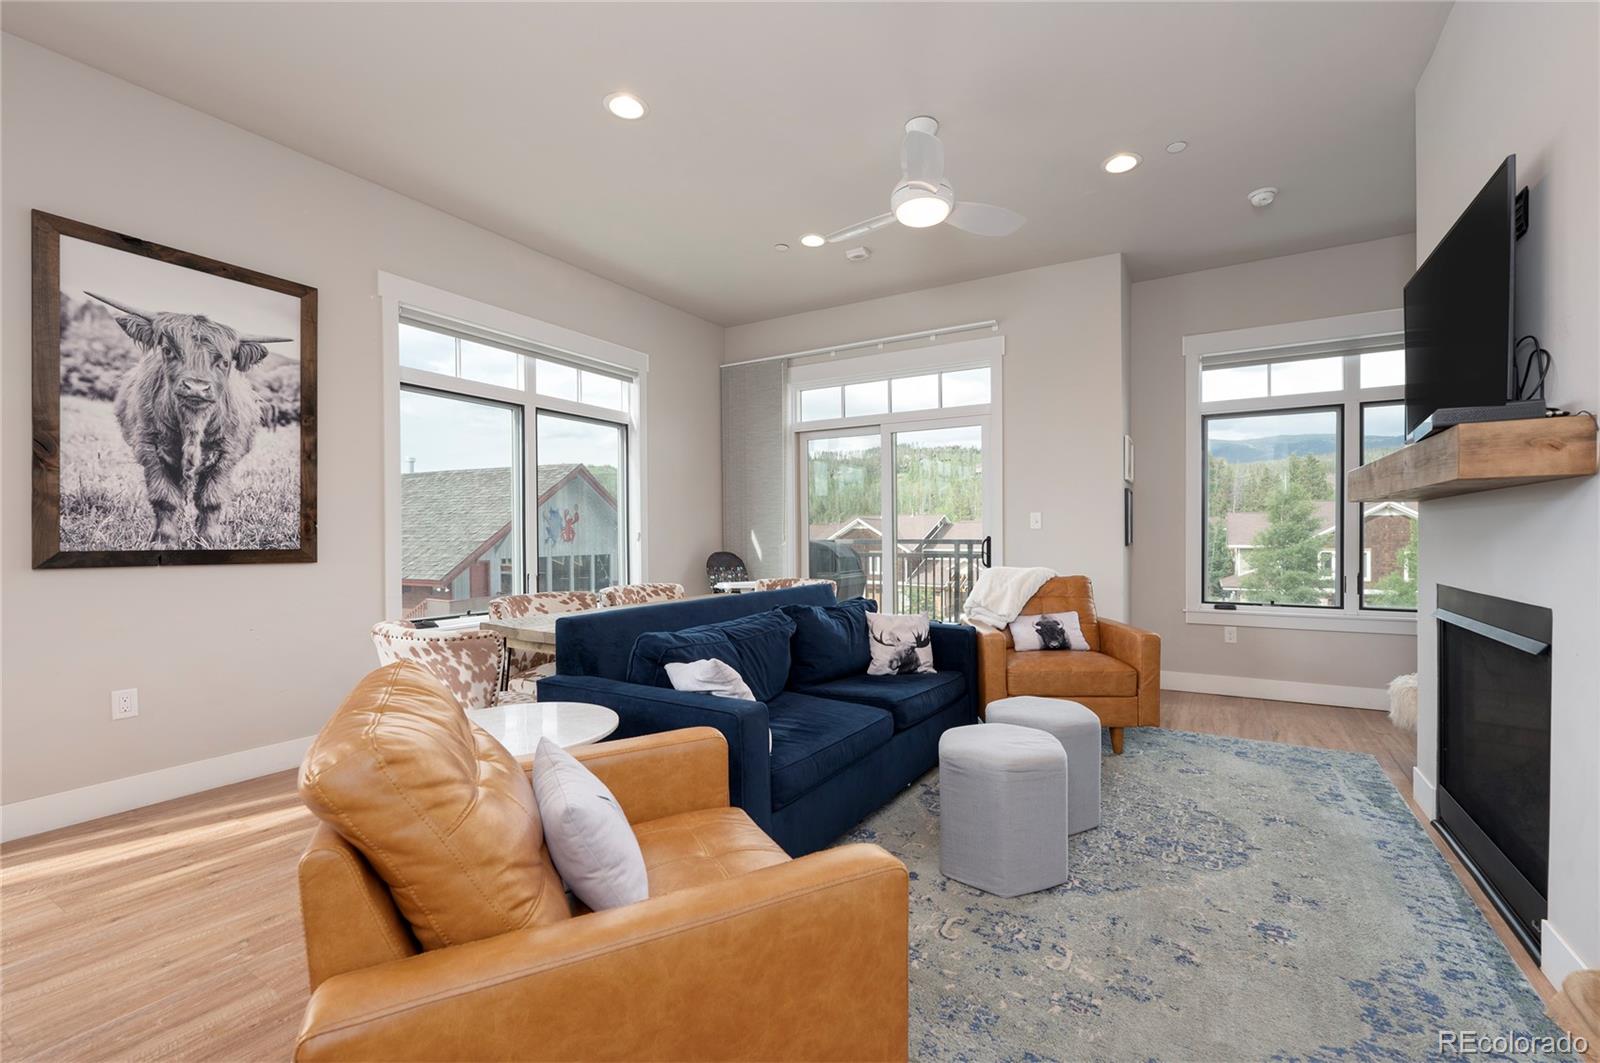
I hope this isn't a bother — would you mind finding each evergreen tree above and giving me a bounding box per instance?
[1206,517,1234,599]
[1288,453,1333,500]
[1237,463,1280,510]
[1241,481,1326,605]
[1207,456,1235,519]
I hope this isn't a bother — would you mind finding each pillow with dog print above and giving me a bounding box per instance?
[866,613,936,675]
[1009,611,1090,652]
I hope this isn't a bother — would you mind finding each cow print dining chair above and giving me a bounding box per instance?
[754,577,838,593]
[369,621,532,711]
[487,591,601,695]
[596,582,687,608]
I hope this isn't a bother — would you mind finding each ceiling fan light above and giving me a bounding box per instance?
[894,193,952,228]
[800,233,826,248]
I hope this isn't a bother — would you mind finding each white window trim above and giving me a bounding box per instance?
[379,272,648,620]
[1183,309,1416,636]
[785,334,1004,589]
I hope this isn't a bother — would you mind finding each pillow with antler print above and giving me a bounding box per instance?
[866,613,936,676]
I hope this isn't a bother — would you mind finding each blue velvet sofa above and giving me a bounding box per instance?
[537,584,979,855]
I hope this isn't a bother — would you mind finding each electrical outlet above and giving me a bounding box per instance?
[1029,512,1042,529]
[1223,626,1238,645]
[111,688,139,720]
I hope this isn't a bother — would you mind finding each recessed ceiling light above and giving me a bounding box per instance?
[800,233,826,248]
[1247,187,1278,208]
[1102,152,1141,174]
[773,242,790,252]
[603,92,647,120]
[1166,140,1188,154]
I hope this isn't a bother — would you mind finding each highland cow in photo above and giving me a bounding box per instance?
[90,292,291,547]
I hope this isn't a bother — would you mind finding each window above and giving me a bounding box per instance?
[386,277,643,621]
[1360,402,1418,610]
[1186,310,1414,631]
[797,366,993,423]
[535,411,626,595]
[1203,406,1342,608]
[398,388,521,619]
[789,337,1002,622]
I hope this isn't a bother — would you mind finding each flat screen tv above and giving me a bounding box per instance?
[1403,155,1521,442]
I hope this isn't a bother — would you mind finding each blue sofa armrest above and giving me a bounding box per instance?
[930,622,980,721]
[535,674,774,831]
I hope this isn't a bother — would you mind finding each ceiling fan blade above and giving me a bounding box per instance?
[947,201,1025,237]
[825,213,896,243]
[901,130,945,185]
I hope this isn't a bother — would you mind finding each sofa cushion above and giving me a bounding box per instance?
[792,671,967,732]
[626,610,796,702]
[781,597,877,685]
[1006,650,1136,698]
[633,806,790,896]
[766,692,895,809]
[297,661,570,951]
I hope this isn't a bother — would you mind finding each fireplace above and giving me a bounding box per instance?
[1434,585,1552,959]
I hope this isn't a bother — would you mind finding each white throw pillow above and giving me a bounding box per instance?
[866,613,936,676]
[664,658,756,700]
[531,737,648,911]
[1009,611,1090,652]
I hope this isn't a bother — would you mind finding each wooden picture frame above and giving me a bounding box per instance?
[32,211,317,567]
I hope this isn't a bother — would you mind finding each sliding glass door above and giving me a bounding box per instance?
[800,417,995,621]
[891,423,987,619]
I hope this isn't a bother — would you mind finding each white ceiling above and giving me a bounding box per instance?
[3,2,1448,326]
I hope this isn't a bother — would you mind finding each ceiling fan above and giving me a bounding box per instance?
[823,116,1026,244]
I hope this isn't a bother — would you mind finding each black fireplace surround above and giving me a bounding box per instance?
[1434,585,1552,960]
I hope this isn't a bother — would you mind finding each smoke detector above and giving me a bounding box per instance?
[1247,186,1278,208]
[844,246,871,262]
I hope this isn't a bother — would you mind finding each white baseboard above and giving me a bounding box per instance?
[1412,766,1437,819]
[1162,670,1390,711]
[1542,920,1589,988]
[0,734,314,843]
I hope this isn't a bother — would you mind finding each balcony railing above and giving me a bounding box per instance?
[814,537,984,623]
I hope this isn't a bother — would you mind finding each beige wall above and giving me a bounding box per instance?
[723,254,1132,619]
[1128,235,1419,688]
[1412,2,1599,981]
[0,37,724,807]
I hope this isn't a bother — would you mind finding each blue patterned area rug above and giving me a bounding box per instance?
[845,728,1573,1062]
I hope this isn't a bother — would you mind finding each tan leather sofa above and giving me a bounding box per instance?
[974,575,1160,754]
[295,663,909,1061]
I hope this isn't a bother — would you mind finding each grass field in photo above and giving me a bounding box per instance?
[59,395,300,551]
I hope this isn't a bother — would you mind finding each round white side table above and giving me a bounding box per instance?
[468,701,619,761]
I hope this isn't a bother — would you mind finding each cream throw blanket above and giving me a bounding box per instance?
[962,566,1057,628]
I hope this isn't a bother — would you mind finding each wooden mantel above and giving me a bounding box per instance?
[1347,415,1598,502]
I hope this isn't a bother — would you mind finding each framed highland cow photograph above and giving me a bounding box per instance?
[32,211,317,567]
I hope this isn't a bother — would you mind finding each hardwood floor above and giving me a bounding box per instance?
[0,693,1585,1061]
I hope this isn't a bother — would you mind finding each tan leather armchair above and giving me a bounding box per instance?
[974,575,1160,754]
[296,712,909,1061]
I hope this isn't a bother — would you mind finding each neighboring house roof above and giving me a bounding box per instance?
[402,464,619,583]
[1223,499,1414,549]
[809,515,985,548]
[402,468,514,583]
[1225,500,1337,548]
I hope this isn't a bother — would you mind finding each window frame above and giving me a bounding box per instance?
[381,273,647,622]
[1183,309,1415,635]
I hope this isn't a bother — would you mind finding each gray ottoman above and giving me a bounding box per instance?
[938,723,1068,897]
[988,695,1102,835]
